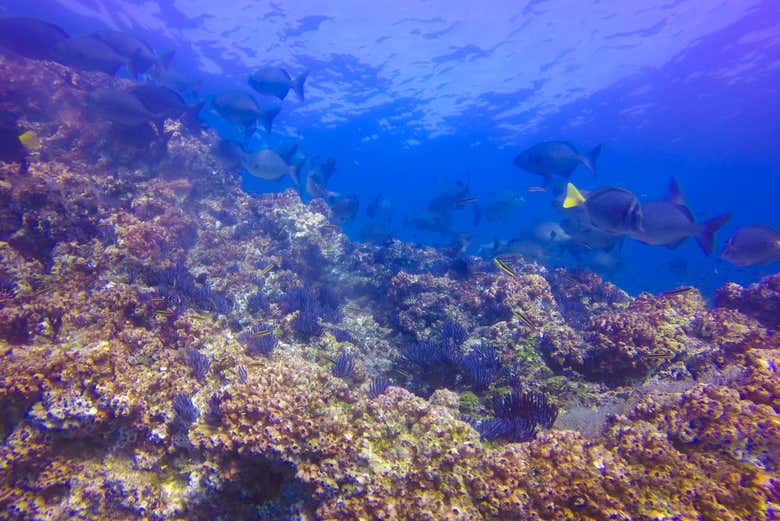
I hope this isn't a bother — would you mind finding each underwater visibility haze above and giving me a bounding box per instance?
[0,1,779,519]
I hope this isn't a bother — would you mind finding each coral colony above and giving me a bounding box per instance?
[0,41,778,521]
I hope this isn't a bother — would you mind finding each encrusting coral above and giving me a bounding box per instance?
[0,49,778,521]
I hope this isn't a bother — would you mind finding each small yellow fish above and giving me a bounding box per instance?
[151,296,167,305]
[494,257,517,278]
[18,130,40,150]
[251,329,272,338]
[513,310,536,330]
[258,264,275,277]
[528,186,546,193]
[343,304,362,313]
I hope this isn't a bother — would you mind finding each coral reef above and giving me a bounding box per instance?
[0,49,778,521]
[716,273,780,330]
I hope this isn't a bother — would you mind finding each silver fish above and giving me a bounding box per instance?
[629,178,731,255]
[242,148,302,184]
[514,141,601,185]
[212,91,280,134]
[721,225,780,267]
[248,67,307,101]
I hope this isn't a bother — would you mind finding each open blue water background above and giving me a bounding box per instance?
[3,0,779,296]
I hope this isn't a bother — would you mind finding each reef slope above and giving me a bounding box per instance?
[0,52,778,520]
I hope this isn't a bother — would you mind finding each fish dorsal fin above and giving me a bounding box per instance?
[666,177,695,221]
[666,177,685,206]
[677,204,695,223]
[563,183,586,209]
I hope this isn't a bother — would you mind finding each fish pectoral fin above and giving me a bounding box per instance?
[563,183,586,209]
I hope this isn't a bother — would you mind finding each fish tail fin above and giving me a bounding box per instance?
[293,71,308,101]
[582,144,602,177]
[289,159,304,186]
[259,106,281,133]
[695,213,732,255]
[563,183,586,209]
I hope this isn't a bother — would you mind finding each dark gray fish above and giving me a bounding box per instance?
[304,157,337,199]
[150,66,197,94]
[212,91,280,134]
[514,141,601,184]
[53,35,125,75]
[720,225,780,267]
[330,193,359,225]
[304,157,336,198]
[560,205,622,251]
[367,193,383,218]
[313,158,336,185]
[130,84,188,119]
[87,88,159,128]
[92,30,161,77]
[248,67,308,101]
[405,209,453,236]
[359,223,393,243]
[366,193,393,223]
[428,181,469,214]
[0,119,27,169]
[473,190,525,224]
[628,178,731,255]
[0,16,69,60]
[306,174,337,201]
[563,183,642,235]
[130,84,204,132]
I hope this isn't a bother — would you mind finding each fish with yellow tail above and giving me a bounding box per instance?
[563,182,643,236]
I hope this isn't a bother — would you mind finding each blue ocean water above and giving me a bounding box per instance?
[3,0,779,296]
